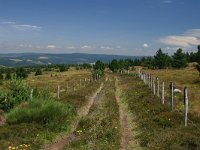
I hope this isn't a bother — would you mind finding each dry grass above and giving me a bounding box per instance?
[136,64,200,115]
[26,69,92,96]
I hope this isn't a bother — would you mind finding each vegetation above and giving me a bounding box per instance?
[65,79,120,149]
[0,68,103,149]
[92,60,105,78]
[172,48,187,69]
[16,67,28,79]
[0,79,31,111]
[154,48,171,69]
[35,68,42,76]
[118,75,200,149]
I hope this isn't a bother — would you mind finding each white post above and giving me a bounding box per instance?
[162,81,165,104]
[151,76,153,91]
[57,85,60,99]
[157,77,160,97]
[153,79,156,95]
[170,81,174,111]
[30,89,33,100]
[148,74,151,88]
[184,87,188,127]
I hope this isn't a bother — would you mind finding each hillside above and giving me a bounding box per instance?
[0,53,141,67]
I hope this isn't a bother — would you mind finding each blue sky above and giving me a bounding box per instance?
[0,0,200,55]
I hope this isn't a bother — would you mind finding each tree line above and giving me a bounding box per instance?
[108,45,200,75]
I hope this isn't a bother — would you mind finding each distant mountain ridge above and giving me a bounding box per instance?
[0,53,142,67]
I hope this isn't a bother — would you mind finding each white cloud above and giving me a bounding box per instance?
[160,28,200,47]
[100,46,114,50]
[160,35,200,47]
[1,21,41,31]
[184,29,200,37]
[143,43,149,48]
[12,24,41,30]
[67,46,76,49]
[81,45,93,49]
[47,45,57,49]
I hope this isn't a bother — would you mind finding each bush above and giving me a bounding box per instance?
[0,79,31,111]
[6,99,75,130]
[35,69,42,76]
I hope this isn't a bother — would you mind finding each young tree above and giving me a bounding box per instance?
[154,48,171,69]
[196,45,200,64]
[196,45,200,76]
[93,60,105,71]
[35,68,42,76]
[109,59,119,72]
[16,67,28,79]
[0,71,4,80]
[5,70,12,80]
[58,64,67,72]
[172,48,187,68]
[142,56,154,69]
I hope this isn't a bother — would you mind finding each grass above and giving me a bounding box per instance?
[136,64,200,115]
[0,98,75,150]
[118,74,200,149]
[64,78,121,149]
[0,69,103,150]
[26,69,92,95]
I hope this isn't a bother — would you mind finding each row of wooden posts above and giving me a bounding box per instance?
[30,73,101,100]
[56,73,101,99]
[138,68,189,127]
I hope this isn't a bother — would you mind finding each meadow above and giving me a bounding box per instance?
[137,64,200,116]
[0,68,103,150]
[0,66,200,150]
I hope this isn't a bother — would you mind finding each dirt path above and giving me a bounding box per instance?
[115,78,141,150]
[43,83,104,150]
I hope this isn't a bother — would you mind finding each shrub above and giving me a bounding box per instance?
[35,69,42,76]
[0,79,31,111]
[6,99,75,130]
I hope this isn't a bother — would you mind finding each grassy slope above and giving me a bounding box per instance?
[118,74,200,149]
[137,64,200,115]
[0,70,102,150]
[64,77,121,150]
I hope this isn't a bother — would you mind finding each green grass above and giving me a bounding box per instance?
[64,79,121,150]
[118,75,200,149]
[6,99,75,130]
[0,71,103,150]
[0,98,75,150]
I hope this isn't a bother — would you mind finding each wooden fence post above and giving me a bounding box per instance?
[157,77,160,97]
[66,81,68,94]
[153,79,156,95]
[162,81,165,104]
[138,68,141,77]
[30,89,33,100]
[151,75,153,90]
[57,85,60,99]
[184,87,188,127]
[148,74,151,88]
[170,81,174,111]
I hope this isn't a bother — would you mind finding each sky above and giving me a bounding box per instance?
[0,0,200,56]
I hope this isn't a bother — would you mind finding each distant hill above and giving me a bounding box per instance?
[0,53,142,67]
